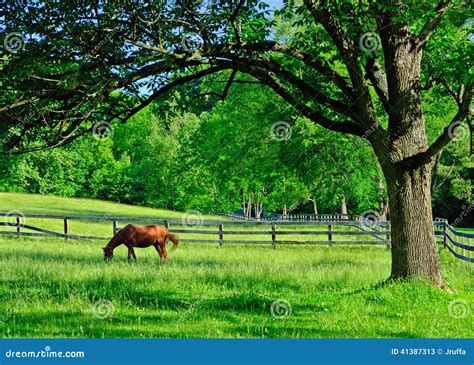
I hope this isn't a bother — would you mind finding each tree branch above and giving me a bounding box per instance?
[418,1,452,49]
[221,55,357,119]
[216,59,364,136]
[365,56,390,111]
[400,83,472,169]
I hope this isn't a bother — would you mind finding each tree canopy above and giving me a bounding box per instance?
[1,0,471,157]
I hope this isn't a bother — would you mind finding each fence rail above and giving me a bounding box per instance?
[0,213,471,262]
[0,213,391,247]
[221,213,353,222]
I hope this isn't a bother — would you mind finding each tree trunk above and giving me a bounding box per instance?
[385,163,444,287]
[308,198,317,215]
[340,195,347,215]
[380,199,389,221]
[246,192,252,218]
[375,29,444,287]
[377,175,389,220]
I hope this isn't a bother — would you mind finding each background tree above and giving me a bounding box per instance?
[1,0,472,286]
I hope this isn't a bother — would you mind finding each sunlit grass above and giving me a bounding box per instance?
[1,236,472,338]
[0,192,222,219]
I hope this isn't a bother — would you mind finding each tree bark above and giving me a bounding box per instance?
[374,21,445,287]
[377,176,389,220]
[341,195,347,215]
[385,163,443,286]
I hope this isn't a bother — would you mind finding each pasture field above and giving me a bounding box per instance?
[1,236,473,338]
[0,192,223,220]
[0,193,473,338]
[0,192,387,243]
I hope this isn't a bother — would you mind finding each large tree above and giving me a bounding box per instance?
[1,0,472,286]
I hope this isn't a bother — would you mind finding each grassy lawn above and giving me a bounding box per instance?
[0,192,222,220]
[0,193,472,338]
[0,236,472,338]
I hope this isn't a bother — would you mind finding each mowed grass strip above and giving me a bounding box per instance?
[1,236,472,338]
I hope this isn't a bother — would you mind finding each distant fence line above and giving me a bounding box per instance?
[220,213,353,222]
[0,213,471,263]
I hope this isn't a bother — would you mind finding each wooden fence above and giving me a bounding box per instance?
[0,213,471,262]
[434,218,473,263]
[0,213,390,247]
[221,213,352,222]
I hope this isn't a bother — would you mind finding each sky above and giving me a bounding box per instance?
[267,0,284,9]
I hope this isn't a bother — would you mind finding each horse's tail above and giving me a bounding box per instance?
[166,231,179,252]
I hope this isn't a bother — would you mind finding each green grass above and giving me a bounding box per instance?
[0,192,385,243]
[0,192,222,219]
[0,193,472,338]
[1,236,472,338]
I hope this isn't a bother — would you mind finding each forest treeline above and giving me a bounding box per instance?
[0,78,471,225]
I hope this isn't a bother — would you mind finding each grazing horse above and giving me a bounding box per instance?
[103,224,178,262]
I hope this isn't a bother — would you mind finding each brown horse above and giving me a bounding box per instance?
[103,224,178,262]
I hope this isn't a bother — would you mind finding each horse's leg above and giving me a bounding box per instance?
[160,240,168,262]
[154,243,164,261]
[127,247,137,261]
[125,243,137,261]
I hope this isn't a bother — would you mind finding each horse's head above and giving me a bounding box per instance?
[103,247,113,261]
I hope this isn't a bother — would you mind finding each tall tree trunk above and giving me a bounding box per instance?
[380,199,389,221]
[377,176,389,220]
[385,163,443,286]
[308,198,318,215]
[340,195,347,215]
[246,192,252,218]
[376,29,444,286]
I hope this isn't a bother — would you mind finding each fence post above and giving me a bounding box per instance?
[272,223,276,249]
[16,216,21,234]
[328,224,332,242]
[443,223,447,248]
[218,223,224,246]
[164,220,169,229]
[64,218,69,239]
[113,220,117,235]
